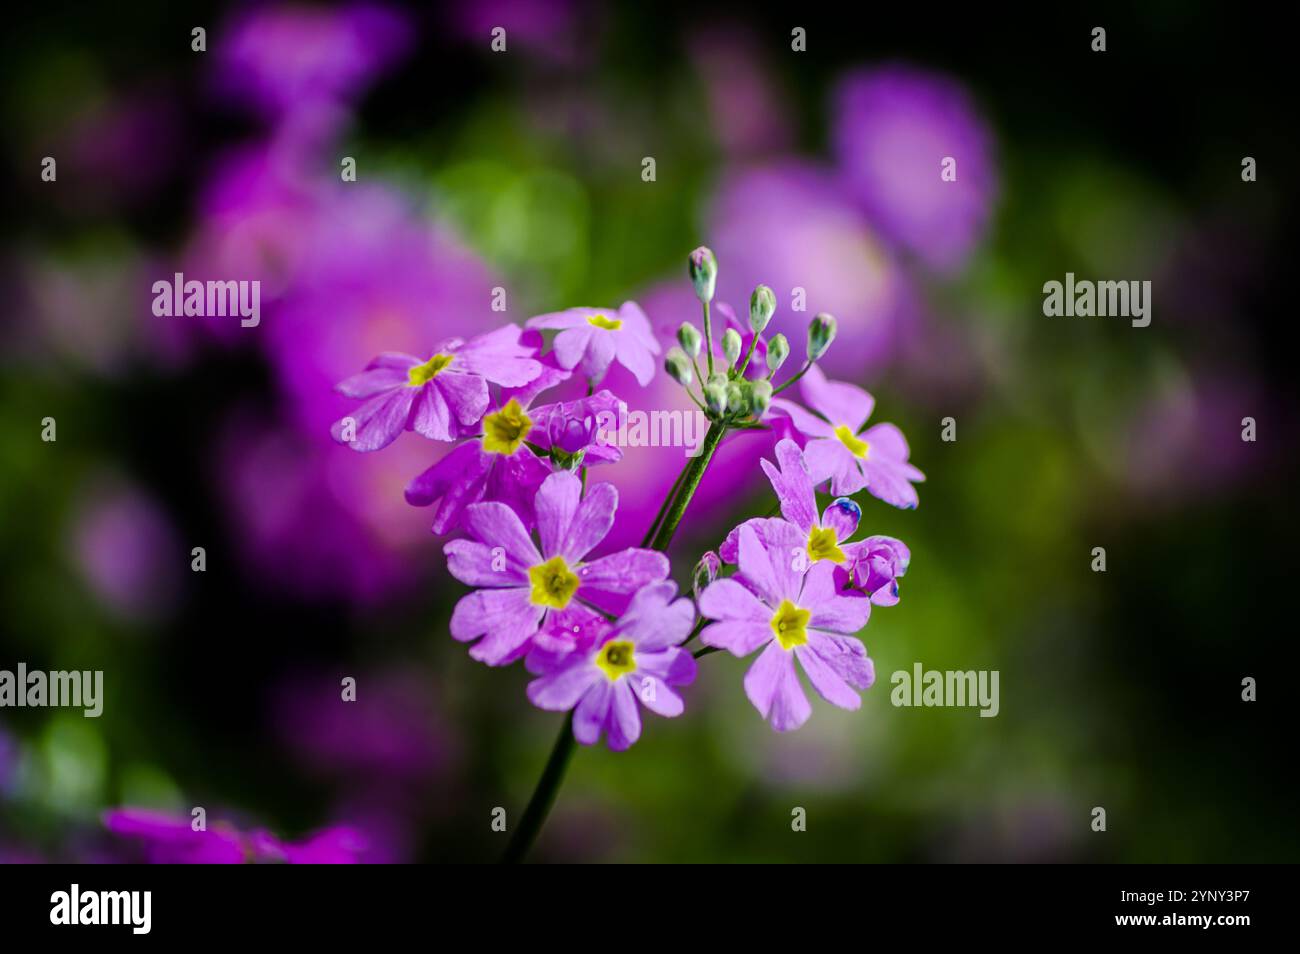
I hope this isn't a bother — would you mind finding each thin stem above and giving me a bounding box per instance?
[702,301,715,377]
[505,418,729,864]
[737,333,758,377]
[693,645,722,659]
[500,713,576,864]
[650,421,726,552]
[773,360,813,395]
[641,466,689,547]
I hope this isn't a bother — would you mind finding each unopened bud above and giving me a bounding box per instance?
[766,333,790,373]
[749,284,776,333]
[688,247,717,304]
[722,328,742,367]
[807,312,837,360]
[677,322,701,357]
[693,551,721,599]
[726,380,750,417]
[664,347,693,387]
[748,379,773,416]
[704,375,728,415]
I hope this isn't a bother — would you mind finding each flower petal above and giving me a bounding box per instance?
[335,366,407,398]
[463,501,542,567]
[577,548,669,594]
[761,438,818,532]
[800,363,875,429]
[698,577,769,623]
[795,635,863,710]
[449,588,544,665]
[535,471,582,560]
[332,387,416,452]
[573,679,613,745]
[606,679,642,750]
[801,562,872,633]
[527,659,602,711]
[560,481,617,562]
[743,641,812,731]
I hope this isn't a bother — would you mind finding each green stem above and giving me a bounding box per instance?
[500,713,576,864]
[642,466,689,547]
[502,420,728,863]
[650,421,726,552]
[702,301,715,377]
[773,360,813,395]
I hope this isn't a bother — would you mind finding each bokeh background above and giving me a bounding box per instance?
[2,1,1296,862]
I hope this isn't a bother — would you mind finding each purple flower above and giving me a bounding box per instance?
[832,65,998,273]
[526,301,659,386]
[772,364,924,507]
[699,522,874,731]
[531,389,624,467]
[331,325,545,452]
[443,471,670,665]
[403,396,551,534]
[848,536,911,606]
[527,582,698,750]
[103,809,368,864]
[214,3,412,123]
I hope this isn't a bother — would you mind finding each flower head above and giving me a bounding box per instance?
[331,325,543,452]
[699,522,874,731]
[531,390,624,470]
[848,535,911,606]
[526,301,659,387]
[720,438,869,569]
[772,364,924,507]
[527,582,698,750]
[443,471,670,665]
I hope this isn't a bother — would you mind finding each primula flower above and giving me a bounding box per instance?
[530,390,624,469]
[699,522,874,731]
[526,582,698,750]
[848,536,911,606]
[772,364,924,507]
[404,395,552,533]
[443,471,670,665]
[720,438,865,567]
[331,325,544,452]
[526,301,659,386]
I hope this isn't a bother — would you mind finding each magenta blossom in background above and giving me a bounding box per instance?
[69,479,181,623]
[213,2,411,123]
[700,523,874,731]
[104,808,369,864]
[444,471,669,665]
[526,302,659,386]
[773,364,924,507]
[331,326,545,451]
[832,64,998,273]
[527,582,697,750]
[703,163,912,378]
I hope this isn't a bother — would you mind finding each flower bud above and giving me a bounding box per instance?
[664,347,693,387]
[722,328,742,367]
[748,378,773,416]
[704,375,728,415]
[749,284,776,333]
[766,333,790,373]
[677,322,701,357]
[807,312,837,360]
[692,551,721,600]
[688,246,717,304]
[726,380,750,417]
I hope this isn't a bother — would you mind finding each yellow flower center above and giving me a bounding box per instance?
[806,525,846,564]
[834,424,869,458]
[587,313,622,331]
[407,353,454,386]
[769,599,810,650]
[594,640,637,681]
[482,399,533,455]
[528,556,580,609]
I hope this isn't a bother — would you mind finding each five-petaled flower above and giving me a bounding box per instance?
[699,522,875,731]
[331,325,544,452]
[526,302,659,387]
[443,471,669,665]
[527,581,697,750]
[772,364,925,507]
